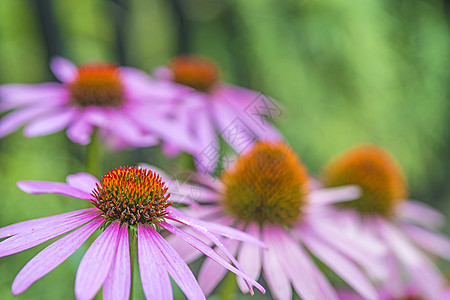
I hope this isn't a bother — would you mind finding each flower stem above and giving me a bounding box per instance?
[219,272,237,300]
[129,227,137,300]
[85,130,102,178]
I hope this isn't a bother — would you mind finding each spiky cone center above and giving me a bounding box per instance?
[221,142,309,227]
[169,55,220,92]
[91,167,172,226]
[69,62,125,107]
[322,145,407,218]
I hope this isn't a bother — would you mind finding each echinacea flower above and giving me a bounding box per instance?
[0,166,265,299]
[150,55,283,172]
[322,144,450,300]
[0,57,175,149]
[152,141,385,300]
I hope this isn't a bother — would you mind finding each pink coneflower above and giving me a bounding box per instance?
[0,166,265,299]
[322,144,450,300]
[150,55,283,172]
[153,141,385,300]
[0,57,175,149]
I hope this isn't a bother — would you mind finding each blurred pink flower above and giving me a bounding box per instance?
[322,144,450,300]
[0,166,265,300]
[0,57,176,149]
[338,285,450,300]
[143,142,385,300]
[151,55,283,172]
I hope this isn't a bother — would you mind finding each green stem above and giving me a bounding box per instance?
[85,130,102,178]
[219,272,237,300]
[129,227,137,300]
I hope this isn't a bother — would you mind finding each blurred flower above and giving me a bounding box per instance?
[151,55,283,172]
[322,144,450,300]
[0,57,175,149]
[145,141,384,300]
[338,284,450,300]
[0,166,265,300]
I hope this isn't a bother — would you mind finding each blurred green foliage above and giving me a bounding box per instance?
[0,0,449,299]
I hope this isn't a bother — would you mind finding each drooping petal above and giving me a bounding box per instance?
[261,227,292,300]
[144,225,205,300]
[300,229,378,300]
[268,226,318,300]
[0,105,55,138]
[75,221,121,300]
[137,224,173,300]
[309,219,388,281]
[402,223,450,260]
[308,185,361,206]
[397,200,445,229]
[0,212,99,258]
[167,208,265,247]
[17,181,92,200]
[165,226,212,263]
[0,208,96,239]
[11,218,104,295]
[103,225,131,300]
[160,221,264,294]
[23,108,77,137]
[66,173,99,194]
[198,239,239,295]
[236,224,262,293]
[0,83,66,113]
[50,56,78,83]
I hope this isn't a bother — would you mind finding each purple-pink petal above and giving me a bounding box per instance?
[138,224,173,300]
[103,224,131,300]
[23,108,76,137]
[0,208,95,239]
[66,173,99,194]
[397,200,445,229]
[402,223,450,260]
[146,225,206,300]
[261,227,292,300]
[17,181,92,200]
[50,56,78,83]
[11,218,104,295]
[159,221,264,294]
[167,208,265,248]
[0,105,54,138]
[236,224,262,293]
[0,212,100,258]
[301,230,378,300]
[308,185,361,206]
[75,221,121,300]
[198,239,239,295]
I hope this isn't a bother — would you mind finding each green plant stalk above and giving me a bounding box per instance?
[129,227,137,300]
[219,272,237,300]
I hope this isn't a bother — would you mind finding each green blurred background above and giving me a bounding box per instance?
[0,0,449,299]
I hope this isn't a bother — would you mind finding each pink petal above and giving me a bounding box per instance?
[17,181,92,200]
[0,208,95,239]
[198,239,239,295]
[268,226,318,299]
[50,56,77,83]
[192,109,219,174]
[66,173,99,194]
[137,224,173,300]
[103,225,131,300]
[167,208,265,248]
[165,226,212,263]
[66,107,108,145]
[0,212,100,258]
[397,200,445,229]
[11,218,104,295]
[308,185,361,206]
[236,224,262,293]
[261,227,292,300]
[144,225,205,300]
[0,105,55,138]
[23,108,77,137]
[0,83,66,112]
[310,219,388,281]
[75,221,121,300]
[301,230,378,300]
[160,221,264,294]
[402,224,450,260]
